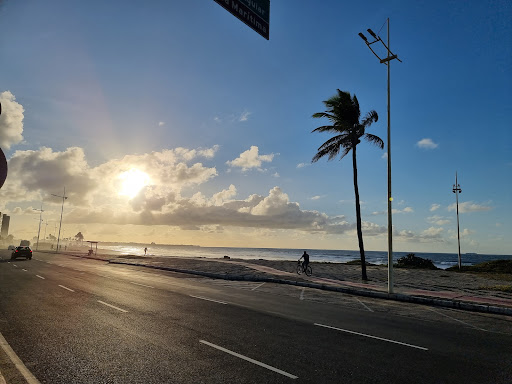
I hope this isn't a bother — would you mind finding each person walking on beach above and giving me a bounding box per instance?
[144,247,148,256]
[299,250,310,271]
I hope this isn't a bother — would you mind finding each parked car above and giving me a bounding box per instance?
[11,246,32,260]
[7,245,15,250]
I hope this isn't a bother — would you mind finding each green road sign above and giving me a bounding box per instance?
[214,0,270,40]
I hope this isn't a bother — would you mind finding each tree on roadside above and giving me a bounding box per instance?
[74,232,84,244]
[312,89,383,280]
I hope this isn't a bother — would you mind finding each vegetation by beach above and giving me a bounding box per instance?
[345,260,377,266]
[394,253,438,270]
[447,260,512,274]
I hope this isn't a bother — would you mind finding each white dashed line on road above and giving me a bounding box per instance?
[251,282,266,291]
[36,275,45,279]
[22,269,28,272]
[300,287,305,300]
[314,323,429,351]
[200,340,298,379]
[58,285,75,292]
[426,308,488,332]
[97,300,128,313]
[130,281,155,289]
[190,295,227,305]
[354,297,374,312]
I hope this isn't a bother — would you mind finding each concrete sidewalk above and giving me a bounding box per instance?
[63,252,512,317]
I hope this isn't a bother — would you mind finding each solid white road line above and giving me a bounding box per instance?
[97,300,128,313]
[189,295,227,305]
[426,308,488,332]
[251,282,266,291]
[314,323,429,351]
[299,287,305,301]
[36,275,45,279]
[58,285,75,292]
[0,332,41,384]
[200,340,298,379]
[130,281,155,289]
[354,297,374,312]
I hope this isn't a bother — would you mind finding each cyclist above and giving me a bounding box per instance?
[298,250,310,272]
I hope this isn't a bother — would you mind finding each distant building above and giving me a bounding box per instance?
[1,215,10,238]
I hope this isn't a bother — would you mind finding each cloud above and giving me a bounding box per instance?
[430,203,441,212]
[272,172,280,178]
[416,138,438,149]
[447,201,492,213]
[158,121,165,126]
[0,91,24,150]
[373,207,414,215]
[239,110,251,122]
[297,163,310,169]
[427,215,451,226]
[381,152,387,159]
[395,226,445,243]
[226,146,275,171]
[310,195,325,201]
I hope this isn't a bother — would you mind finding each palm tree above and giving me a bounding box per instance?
[312,89,383,281]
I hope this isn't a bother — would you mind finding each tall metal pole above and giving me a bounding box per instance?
[52,187,67,253]
[34,202,44,251]
[386,18,394,293]
[453,172,462,269]
[358,20,400,293]
[44,220,48,244]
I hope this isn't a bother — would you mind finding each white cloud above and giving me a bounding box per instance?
[296,163,309,169]
[226,146,275,171]
[158,121,165,126]
[416,138,438,149]
[0,91,24,150]
[447,201,492,213]
[310,195,325,201]
[430,203,441,212]
[239,110,251,122]
[381,152,387,159]
[272,172,280,178]
[391,207,414,214]
[427,215,451,226]
[395,226,445,243]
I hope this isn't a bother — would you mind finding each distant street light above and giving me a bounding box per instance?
[44,220,49,244]
[359,19,401,294]
[51,187,68,253]
[33,203,44,251]
[452,172,462,269]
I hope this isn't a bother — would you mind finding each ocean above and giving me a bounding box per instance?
[95,243,512,270]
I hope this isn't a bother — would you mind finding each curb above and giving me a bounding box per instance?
[108,260,512,317]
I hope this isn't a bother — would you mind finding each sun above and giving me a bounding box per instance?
[118,168,150,199]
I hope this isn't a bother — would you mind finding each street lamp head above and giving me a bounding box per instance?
[358,32,368,42]
[367,28,378,39]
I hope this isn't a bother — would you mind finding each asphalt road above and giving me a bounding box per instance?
[0,250,511,383]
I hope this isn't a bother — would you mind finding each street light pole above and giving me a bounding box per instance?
[452,172,462,269]
[44,220,48,245]
[33,202,44,251]
[359,18,401,294]
[51,187,68,253]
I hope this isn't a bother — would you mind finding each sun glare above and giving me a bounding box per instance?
[118,169,150,199]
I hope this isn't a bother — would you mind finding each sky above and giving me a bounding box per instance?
[0,0,510,254]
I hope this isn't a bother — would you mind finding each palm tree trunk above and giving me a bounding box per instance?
[352,146,368,280]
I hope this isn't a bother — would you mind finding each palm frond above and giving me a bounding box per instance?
[364,133,384,149]
[312,112,337,121]
[312,125,344,134]
[361,110,378,127]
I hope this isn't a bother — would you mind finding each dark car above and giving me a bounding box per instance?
[11,246,32,260]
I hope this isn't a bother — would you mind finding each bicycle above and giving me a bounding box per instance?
[297,261,312,276]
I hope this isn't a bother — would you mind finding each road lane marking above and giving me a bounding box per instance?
[426,308,488,332]
[354,297,373,312]
[36,275,45,279]
[22,269,28,272]
[58,285,75,292]
[300,287,305,301]
[200,340,298,379]
[97,300,128,313]
[12,265,17,267]
[0,332,41,384]
[251,282,265,291]
[190,295,228,305]
[130,281,155,289]
[314,323,428,351]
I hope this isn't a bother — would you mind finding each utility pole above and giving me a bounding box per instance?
[33,203,44,251]
[453,172,462,269]
[51,187,68,253]
[359,19,401,293]
[44,220,48,245]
